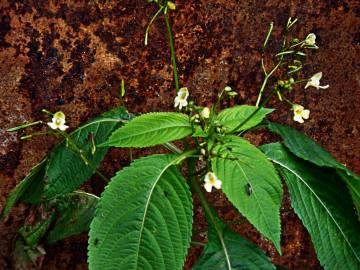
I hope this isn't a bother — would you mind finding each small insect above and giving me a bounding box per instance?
[245,183,253,196]
[94,238,99,247]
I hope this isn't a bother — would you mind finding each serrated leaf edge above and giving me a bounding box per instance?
[269,157,360,263]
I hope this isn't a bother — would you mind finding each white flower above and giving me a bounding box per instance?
[204,172,222,192]
[293,104,310,124]
[305,72,329,89]
[224,86,232,92]
[47,111,69,131]
[200,107,210,119]
[174,87,189,109]
[304,33,317,47]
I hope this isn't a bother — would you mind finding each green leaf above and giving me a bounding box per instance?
[102,112,192,148]
[47,191,99,243]
[45,107,130,198]
[0,159,46,221]
[338,171,360,218]
[267,121,360,217]
[193,217,275,270]
[267,122,344,169]
[261,143,360,270]
[211,136,282,253]
[217,105,273,133]
[13,238,46,270]
[88,154,193,270]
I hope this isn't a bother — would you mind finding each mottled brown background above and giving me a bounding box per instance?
[0,0,359,269]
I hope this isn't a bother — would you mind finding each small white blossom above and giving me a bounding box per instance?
[293,104,310,124]
[204,172,222,193]
[200,107,210,119]
[305,72,329,90]
[174,87,189,109]
[224,86,232,92]
[47,111,69,131]
[304,33,318,47]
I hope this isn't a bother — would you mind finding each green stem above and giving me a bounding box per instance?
[59,131,110,182]
[144,7,164,46]
[163,142,182,154]
[255,60,282,107]
[191,241,206,247]
[187,158,231,269]
[234,87,278,134]
[164,13,180,92]
[7,121,43,132]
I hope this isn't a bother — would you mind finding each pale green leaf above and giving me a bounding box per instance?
[102,112,192,148]
[47,191,98,243]
[262,143,360,270]
[88,154,193,270]
[217,105,273,133]
[211,136,282,253]
[193,215,275,270]
[45,107,130,198]
[267,121,360,217]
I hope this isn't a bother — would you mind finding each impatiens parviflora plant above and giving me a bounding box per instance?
[2,3,360,270]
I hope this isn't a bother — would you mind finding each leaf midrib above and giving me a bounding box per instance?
[232,156,275,243]
[134,160,179,269]
[114,122,190,142]
[270,158,360,262]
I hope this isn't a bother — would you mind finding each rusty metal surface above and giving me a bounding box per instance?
[0,0,359,269]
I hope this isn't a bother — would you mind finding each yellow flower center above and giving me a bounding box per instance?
[55,118,62,125]
[208,175,216,184]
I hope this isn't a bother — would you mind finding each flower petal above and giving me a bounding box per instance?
[301,109,310,119]
[47,122,58,130]
[59,124,69,131]
[294,114,304,123]
[204,182,213,193]
[214,180,222,190]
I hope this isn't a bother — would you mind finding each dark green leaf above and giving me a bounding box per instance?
[47,191,99,243]
[45,107,130,198]
[19,212,56,247]
[102,112,192,148]
[193,217,275,270]
[211,136,282,253]
[88,154,193,270]
[217,105,273,133]
[13,238,46,270]
[0,159,46,221]
[267,121,360,217]
[262,143,360,270]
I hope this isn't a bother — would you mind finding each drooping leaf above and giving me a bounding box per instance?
[193,214,275,270]
[18,212,56,247]
[267,121,360,217]
[210,136,282,253]
[45,107,130,198]
[0,159,46,221]
[217,105,273,133]
[261,143,360,270]
[13,238,46,270]
[88,154,193,270]
[47,191,99,243]
[338,171,360,218]
[102,112,192,148]
[267,122,345,170]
